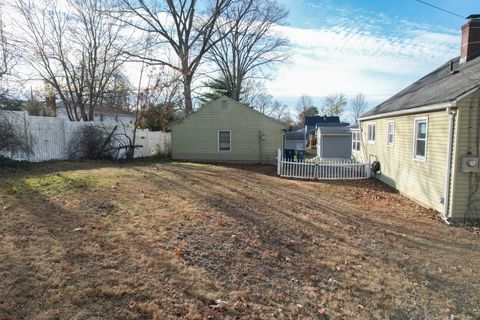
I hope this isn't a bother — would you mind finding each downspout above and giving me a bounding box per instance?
[442,105,457,225]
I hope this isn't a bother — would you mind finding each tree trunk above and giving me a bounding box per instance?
[88,106,94,122]
[183,74,193,113]
[233,77,242,101]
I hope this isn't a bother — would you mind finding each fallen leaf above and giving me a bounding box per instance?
[209,299,230,310]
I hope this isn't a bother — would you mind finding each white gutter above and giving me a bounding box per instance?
[442,104,457,226]
[359,101,455,121]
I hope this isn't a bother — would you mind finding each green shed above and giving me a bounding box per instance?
[171,96,287,163]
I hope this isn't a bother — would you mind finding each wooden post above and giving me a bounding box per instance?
[277,148,281,176]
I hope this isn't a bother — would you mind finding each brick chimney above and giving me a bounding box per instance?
[460,14,480,64]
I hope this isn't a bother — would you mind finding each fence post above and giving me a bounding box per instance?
[22,110,31,161]
[277,148,281,176]
[365,163,372,178]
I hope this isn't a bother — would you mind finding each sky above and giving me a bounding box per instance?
[267,0,479,113]
[7,0,479,120]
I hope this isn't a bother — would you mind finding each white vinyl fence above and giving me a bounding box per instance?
[277,149,371,180]
[0,110,171,162]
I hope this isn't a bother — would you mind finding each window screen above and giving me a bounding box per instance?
[367,123,376,142]
[414,119,427,159]
[218,131,231,151]
[387,121,394,145]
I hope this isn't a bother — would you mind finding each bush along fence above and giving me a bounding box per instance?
[0,110,171,162]
[276,149,371,180]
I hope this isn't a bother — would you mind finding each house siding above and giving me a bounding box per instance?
[357,110,450,213]
[171,98,286,163]
[450,93,480,223]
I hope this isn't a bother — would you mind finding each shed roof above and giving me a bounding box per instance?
[361,55,480,118]
[318,126,351,135]
[285,130,305,140]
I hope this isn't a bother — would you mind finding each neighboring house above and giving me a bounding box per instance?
[56,103,136,125]
[171,96,287,163]
[316,126,352,159]
[93,105,136,125]
[304,115,349,146]
[355,15,480,224]
[284,130,306,151]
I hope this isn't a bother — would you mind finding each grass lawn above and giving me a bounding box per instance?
[0,160,479,319]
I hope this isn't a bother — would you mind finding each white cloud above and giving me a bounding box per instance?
[266,11,460,108]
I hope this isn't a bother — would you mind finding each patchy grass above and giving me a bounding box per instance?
[0,160,479,319]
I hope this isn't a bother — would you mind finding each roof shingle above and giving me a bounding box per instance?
[361,56,480,118]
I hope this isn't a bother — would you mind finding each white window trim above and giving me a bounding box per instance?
[386,120,395,146]
[351,130,361,152]
[218,130,232,152]
[367,122,376,144]
[413,117,428,161]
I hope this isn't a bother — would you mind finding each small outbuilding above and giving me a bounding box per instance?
[171,96,287,163]
[316,126,352,159]
[304,115,349,146]
[284,130,306,151]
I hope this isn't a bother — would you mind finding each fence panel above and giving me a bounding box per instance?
[0,110,171,162]
[276,149,370,180]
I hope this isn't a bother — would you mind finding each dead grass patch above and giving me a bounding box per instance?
[0,161,479,319]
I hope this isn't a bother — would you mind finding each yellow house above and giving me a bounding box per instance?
[355,15,480,225]
[171,96,287,163]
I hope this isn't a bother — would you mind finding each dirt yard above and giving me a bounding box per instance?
[0,160,479,319]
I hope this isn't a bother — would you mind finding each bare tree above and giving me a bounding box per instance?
[0,111,32,157]
[115,0,238,113]
[270,100,290,122]
[140,66,183,132]
[102,71,136,112]
[208,0,289,101]
[15,0,130,121]
[295,94,313,114]
[0,1,18,94]
[295,94,315,126]
[322,93,347,116]
[349,93,368,124]
[241,80,273,114]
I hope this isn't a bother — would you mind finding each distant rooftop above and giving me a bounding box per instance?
[305,115,340,126]
[318,126,351,135]
[285,130,305,140]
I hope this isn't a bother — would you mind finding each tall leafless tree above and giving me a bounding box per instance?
[295,94,314,126]
[322,93,347,116]
[115,0,239,113]
[15,0,130,121]
[240,79,272,113]
[0,1,18,94]
[270,100,290,122]
[140,66,183,132]
[349,93,368,124]
[208,0,289,101]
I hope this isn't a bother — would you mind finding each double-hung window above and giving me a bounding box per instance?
[413,118,428,160]
[218,130,231,152]
[387,121,395,146]
[352,131,361,151]
[367,123,376,143]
